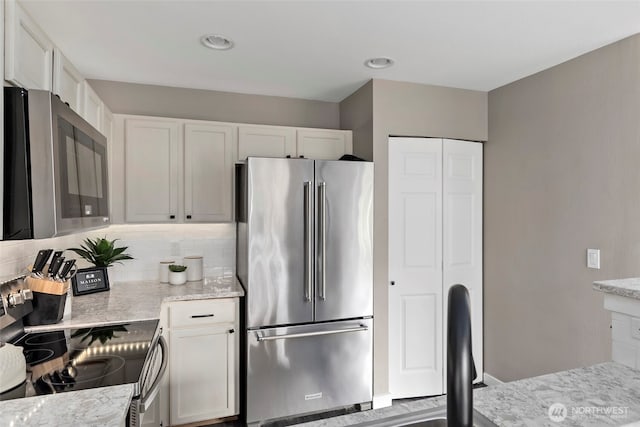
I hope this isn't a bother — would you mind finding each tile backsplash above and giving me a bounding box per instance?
[0,224,235,283]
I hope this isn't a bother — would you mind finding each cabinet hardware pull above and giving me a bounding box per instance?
[191,314,215,318]
[186,215,192,219]
[169,215,175,219]
[229,329,235,334]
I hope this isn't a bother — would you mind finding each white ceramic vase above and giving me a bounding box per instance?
[168,270,187,286]
[159,261,174,283]
[183,256,203,281]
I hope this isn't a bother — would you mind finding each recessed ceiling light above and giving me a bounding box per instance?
[365,57,394,69]
[201,34,234,50]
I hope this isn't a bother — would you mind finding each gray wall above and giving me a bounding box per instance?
[371,79,487,397]
[485,34,640,381]
[339,80,373,160]
[89,79,340,129]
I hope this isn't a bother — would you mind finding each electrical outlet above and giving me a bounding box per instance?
[587,249,600,269]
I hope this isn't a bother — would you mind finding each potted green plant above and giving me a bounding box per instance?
[168,264,188,286]
[68,237,133,281]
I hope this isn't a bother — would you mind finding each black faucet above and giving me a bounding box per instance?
[447,284,477,427]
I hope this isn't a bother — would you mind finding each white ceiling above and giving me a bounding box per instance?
[21,0,640,102]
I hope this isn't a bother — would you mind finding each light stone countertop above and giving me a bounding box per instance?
[3,276,244,426]
[474,362,640,426]
[25,276,245,332]
[295,362,640,427]
[593,277,640,300]
[0,384,134,427]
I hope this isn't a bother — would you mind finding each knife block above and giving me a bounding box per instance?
[23,275,70,326]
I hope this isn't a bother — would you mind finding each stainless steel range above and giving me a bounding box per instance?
[0,276,166,427]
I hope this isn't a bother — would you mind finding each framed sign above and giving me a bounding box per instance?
[72,267,110,296]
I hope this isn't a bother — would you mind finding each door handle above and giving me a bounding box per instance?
[317,182,326,300]
[303,181,313,302]
[255,325,368,342]
[140,335,168,412]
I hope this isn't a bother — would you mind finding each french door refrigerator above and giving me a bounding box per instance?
[236,157,373,426]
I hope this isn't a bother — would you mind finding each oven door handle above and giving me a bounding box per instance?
[139,334,168,413]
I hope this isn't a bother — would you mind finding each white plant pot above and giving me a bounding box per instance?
[168,271,187,286]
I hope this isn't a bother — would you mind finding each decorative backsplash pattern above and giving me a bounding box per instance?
[0,224,235,283]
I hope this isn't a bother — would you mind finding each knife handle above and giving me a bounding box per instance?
[32,250,51,274]
[58,260,76,281]
[49,256,65,279]
[48,251,64,275]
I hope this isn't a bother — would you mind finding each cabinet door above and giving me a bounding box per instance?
[296,129,352,160]
[5,1,54,90]
[184,123,234,222]
[238,125,296,160]
[52,48,84,113]
[102,106,114,144]
[125,119,180,222]
[83,82,104,131]
[169,325,236,425]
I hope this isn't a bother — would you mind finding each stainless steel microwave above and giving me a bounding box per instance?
[3,87,110,239]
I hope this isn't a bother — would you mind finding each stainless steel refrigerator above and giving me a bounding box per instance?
[236,157,374,426]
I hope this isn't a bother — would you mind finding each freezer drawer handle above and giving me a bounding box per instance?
[191,314,215,318]
[255,325,368,342]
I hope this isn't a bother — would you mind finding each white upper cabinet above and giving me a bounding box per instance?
[102,105,114,142]
[82,81,104,131]
[297,129,352,160]
[237,125,296,161]
[5,1,54,90]
[184,123,234,222]
[125,118,181,223]
[52,48,84,113]
[117,114,351,224]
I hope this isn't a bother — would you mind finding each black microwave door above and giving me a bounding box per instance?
[3,87,34,240]
[57,118,108,219]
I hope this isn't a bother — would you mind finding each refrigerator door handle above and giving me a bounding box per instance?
[304,181,313,302]
[317,182,327,300]
[255,325,368,342]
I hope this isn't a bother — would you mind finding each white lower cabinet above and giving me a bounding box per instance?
[166,298,239,426]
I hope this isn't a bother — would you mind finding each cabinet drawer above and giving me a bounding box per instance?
[169,299,235,328]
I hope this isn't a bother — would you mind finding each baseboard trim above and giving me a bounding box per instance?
[483,372,504,386]
[372,393,393,409]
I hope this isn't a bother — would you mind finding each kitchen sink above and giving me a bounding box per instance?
[350,405,497,427]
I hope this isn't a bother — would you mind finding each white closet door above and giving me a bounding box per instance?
[389,137,443,398]
[442,139,483,388]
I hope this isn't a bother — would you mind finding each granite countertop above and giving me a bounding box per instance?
[295,362,640,427]
[0,384,134,427]
[474,362,640,426]
[3,276,243,426]
[593,277,640,300]
[25,276,245,332]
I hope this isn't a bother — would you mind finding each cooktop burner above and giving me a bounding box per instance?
[1,319,159,401]
[24,332,67,346]
[24,348,55,365]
